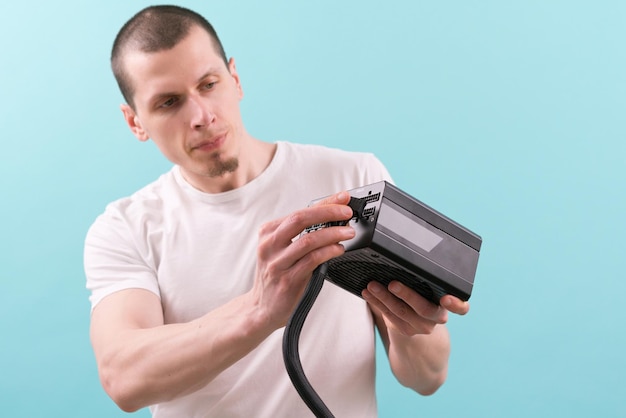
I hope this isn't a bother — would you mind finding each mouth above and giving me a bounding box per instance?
[190,133,226,152]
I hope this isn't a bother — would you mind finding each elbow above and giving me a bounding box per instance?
[414,372,447,396]
[115,400,142,414]
[396,367,448,397]
[112,394,143,414]
[99,366,145,413]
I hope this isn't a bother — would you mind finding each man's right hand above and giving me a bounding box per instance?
[249,191,356,330]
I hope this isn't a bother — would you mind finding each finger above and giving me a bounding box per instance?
[363,281,441,333]
[259,220,355,275]
[274,203,354,246]
[277,190,352,245]
[387,281,447,324]
[285,225,354,269]
[362,286,419,335]
[257,215,287,238]
[258,204,353,260]
[311,191,351,207]
[287,242,346,278]
[259,190,351,238]
[440,295,470,315]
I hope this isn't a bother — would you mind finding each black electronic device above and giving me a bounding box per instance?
[303,181,482,304]
[284,181,483,418]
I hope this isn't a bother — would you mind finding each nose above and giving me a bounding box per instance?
[188,95,216,129]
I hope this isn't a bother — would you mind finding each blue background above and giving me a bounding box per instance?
[1,1,624,417]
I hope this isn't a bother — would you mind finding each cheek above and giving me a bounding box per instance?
[149,125,187,158]
[152,140,179,161]
[154,114,184,137]
[222,97,244,124]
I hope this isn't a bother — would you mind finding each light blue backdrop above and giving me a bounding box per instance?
[1,1,624,417]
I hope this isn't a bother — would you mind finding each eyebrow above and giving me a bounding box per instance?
[147,68,222,107]
[196,69,219,84]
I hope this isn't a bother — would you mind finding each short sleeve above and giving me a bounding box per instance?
[84,203,161,311]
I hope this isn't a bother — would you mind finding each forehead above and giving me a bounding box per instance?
[123,26,228,104]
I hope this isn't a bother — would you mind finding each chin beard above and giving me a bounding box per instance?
[207,157,239,177]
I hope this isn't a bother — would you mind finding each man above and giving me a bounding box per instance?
[85,5,469,417]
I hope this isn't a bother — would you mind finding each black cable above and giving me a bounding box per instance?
[282,262,335,418]
[282,199,366,417]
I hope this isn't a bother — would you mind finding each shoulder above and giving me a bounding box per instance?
[273,141,393,197]
[279,141,372,158]
[86,169,178,241]
[278,141,388,171]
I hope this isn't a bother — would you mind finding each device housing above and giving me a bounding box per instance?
[303,181,482,304]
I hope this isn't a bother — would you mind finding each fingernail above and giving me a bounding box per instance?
[389,282,402,294]
[337,191,348,200]
[341,226,355,238]
[370,282,382,294]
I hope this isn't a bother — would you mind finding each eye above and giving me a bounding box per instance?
[203,81,217,90]
[159,97,179,109]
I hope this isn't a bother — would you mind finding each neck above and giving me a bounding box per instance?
[180,136,277,194]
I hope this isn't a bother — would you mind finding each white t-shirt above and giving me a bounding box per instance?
[85,141,393,418]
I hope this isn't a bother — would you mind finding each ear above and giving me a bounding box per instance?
[120,104,149,141]
[228,57,244,100]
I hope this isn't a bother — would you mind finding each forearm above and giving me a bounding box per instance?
[364,280,467,396]
[383,323,451,395]
[91,290,273,412]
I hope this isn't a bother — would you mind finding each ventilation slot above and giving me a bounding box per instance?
[325,250,442,304]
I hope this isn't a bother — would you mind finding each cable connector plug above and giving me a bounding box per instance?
[327,196,367,227]
[347,196,367,221]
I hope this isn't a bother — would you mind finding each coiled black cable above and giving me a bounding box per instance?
[282,262,335,418]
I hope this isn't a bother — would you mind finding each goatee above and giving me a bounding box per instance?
[208,157,239,177]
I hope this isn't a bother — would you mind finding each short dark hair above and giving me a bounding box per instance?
[111,5,228,108]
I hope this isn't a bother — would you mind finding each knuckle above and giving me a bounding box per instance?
[379,304,392,316]
[258,221,274,236]
[292,232,314,253]
[400,325,415,337]
[299,247,328,270]
[257,234,276,259]
[264,259,281,278]
[394,302,409,318]
[420,304,445,322]
[286,210,306,226]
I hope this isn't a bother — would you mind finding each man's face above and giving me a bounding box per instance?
[121,25,245,187]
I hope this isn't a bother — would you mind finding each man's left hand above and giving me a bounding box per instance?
[362,281,469,337]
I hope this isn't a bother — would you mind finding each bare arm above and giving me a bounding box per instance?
[363,281,469,395]
[90,288,272,411]
[90,192,355,412]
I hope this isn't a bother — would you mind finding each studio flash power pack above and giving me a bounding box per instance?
[304,180,482,305]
